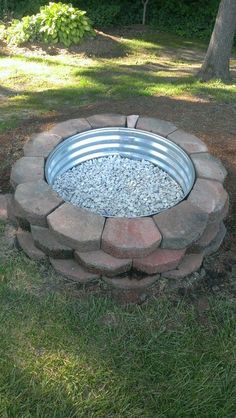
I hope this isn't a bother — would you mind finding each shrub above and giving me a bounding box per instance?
[0,0,221,41]
[2,15,38,44]
[0,0,48,21]
[149,0,219,40]
[2,2,94,47]
[86,4,121,27]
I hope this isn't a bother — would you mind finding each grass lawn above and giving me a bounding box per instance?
[0,229,235,417]
[0,29,236,133]
[0,29,236,417]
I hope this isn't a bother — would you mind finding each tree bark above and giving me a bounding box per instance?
[198,0,236,82]
[142,0,149,25]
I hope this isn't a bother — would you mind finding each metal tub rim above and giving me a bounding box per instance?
[45,127,196,217]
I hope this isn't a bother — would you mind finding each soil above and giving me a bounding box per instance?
[0,28,235,300]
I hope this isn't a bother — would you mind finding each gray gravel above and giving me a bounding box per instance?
[52,155,184,217]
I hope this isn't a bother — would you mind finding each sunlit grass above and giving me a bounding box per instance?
[0,31,236,133]
[0,31,236,416]
[120,37,164,56]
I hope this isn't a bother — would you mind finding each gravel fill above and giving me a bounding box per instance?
[52,155,184,217]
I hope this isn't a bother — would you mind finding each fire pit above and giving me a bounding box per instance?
[9,114,229,301]
[45,127,195,217]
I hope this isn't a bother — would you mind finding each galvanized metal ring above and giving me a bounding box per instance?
[45,127,195,212]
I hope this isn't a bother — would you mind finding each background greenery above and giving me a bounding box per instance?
[0,2,94,47]
[0,0,220,39]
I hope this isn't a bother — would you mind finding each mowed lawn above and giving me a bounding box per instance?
[0,30,236,133]
[0,227,235,417]
[0,30,236,417]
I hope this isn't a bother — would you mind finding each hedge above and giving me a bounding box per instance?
[0,0,220,40]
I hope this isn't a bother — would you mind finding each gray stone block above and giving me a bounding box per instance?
[47,203,105,251]
[154,201,208,249]
[136,116,177,137]
[14,180,63,227]
[10,157,45,189]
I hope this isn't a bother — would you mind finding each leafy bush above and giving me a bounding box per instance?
[2,2,94,47]
[0,0,48,21]
[149,0,219,40]
[36,2,94,46]
[77,0,142,27]
[1,15,38,44]
[0,0,221,41]
[0,23,6,39]
[86,4,121,27]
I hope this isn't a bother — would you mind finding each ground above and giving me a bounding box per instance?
[0,26,235,289]
[0,27,236,417]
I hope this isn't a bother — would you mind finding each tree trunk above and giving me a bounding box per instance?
[198,0,236,82]
[142,0,149,25]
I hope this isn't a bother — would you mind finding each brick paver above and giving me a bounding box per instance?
[87,114,126,128]
[167,129,207,154]
[48,203,105,251]
[133,248,186,274]
[188,179,229,222]
[162,253,203,279]
[50,258,100,284]
[154,201,208,249]
[191,153,227,182]
[75,250,132,277]
[10,157,44,188]
[24,133,62,158]
[102,217,162,258]
[136,116,177,137]
[31,225,73,258]
[17,229,46,261]
[14,180,63,227]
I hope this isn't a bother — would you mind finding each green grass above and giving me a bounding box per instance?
[0,31,236,416]
[0,30,235,132]
[0,245,235,418]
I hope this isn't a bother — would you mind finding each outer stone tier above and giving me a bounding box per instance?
[75,250,132,277]
[5,113,229,300]
[0,194,9,221]
[31,225,73,259]
[133,248,186,275]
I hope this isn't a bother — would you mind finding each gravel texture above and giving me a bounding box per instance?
[52,156,184,217]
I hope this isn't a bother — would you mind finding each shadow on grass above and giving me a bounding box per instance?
[0,28,209,64]
[0,30,130,62]
[0,85,16,96]
[0,252,235,417]
[2,61,235,115]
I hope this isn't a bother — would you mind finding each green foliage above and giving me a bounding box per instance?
[149,0,219,40]
[77,0,142,27]
[0,24,6,39]
[2,15,38,44]
[0,1,220,40]
[36,2,94,46]
[2,2,94,47]
[0,0,47,20]
[0,0,226,42]
[80,0,219,40]
[86,3,121,27]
